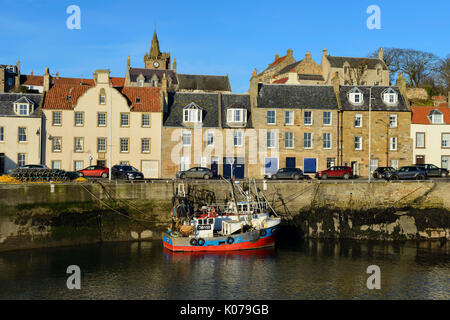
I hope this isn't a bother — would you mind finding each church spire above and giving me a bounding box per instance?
[149,30,161,59]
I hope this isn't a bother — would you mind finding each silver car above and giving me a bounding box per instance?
[176,167,214,180]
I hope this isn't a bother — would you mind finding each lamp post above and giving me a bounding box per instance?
[109,85,112,182]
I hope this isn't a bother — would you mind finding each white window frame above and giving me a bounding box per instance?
[354,136,362,150]
[323,133,331,149]
[285,111,294,125]
[18,104,29,116]
[120,138,129,153]
[354,114,362,128]
[442,133,450,148]
[18,127,27,142]
[18,153,26,167]
[141,138,151,153]
[141,114,151,127]
[182,131,191,146]
[52,137,62,152]
[266,131,276,149]
[389,114,398,128]
[285,132,294,149]
[97,138,107,153]
[304,132,312,149]
[234,131,243,147]
[227,109,247,123]
[416,132,425,148]
[51,160,61,169]
[206,131,214,146]
[390,137,397,151]
[74,112,84,126]
[74,137,84,152]
[138,79,144,87]
[52,111,62,126]
[97,112,107,127]
[74,161,84,171]
[100,95,106,105]
[323,111,332,126]
[267,110,276,125]
[431,113,444,124]
[390,159,399,169]
[120,113,130,127]
[183,103,203,123]
[304,111,313,126]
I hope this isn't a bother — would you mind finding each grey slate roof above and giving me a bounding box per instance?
[274,60,303,76]
[0,93,42,117]
[327,56,388,70]
[177,74,230,92]
[339,86,409,111]
[129,68,178,86]
[298,74,324,81]
[256,84,339,109]
[221,94,252,128]
[164,92,219,127]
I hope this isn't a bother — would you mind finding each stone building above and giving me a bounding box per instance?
[0,92,43,173]
[321,48,389,86]
[410,105,450,169]
[42,69,163,178]
[125,31,231,93]
[160,90,253,179]
[0,61,21,93]
[248,82,340,177]
[338,81,412,177]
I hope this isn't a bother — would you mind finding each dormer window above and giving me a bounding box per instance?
[151,80,158,87]
[13,97,34,116]
[382,88,398,105]
[428,109,444,124]
[183,102,203,123]
[136,97,141,103]
[18,104,29,115]
[227,109,247,123]
[138,79,144,87]
[348,87,363,105]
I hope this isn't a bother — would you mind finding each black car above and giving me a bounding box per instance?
[413,164,449,178]
[384,166,427,181]
[111,165,144,180]
[373,167,396,179]
[265,168,305,180]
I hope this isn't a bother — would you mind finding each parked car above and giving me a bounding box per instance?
[7,164,49,174]
[77,166,109,178]
[111,165,144,180]
[315,166,353,180]
[176,167,214,180]
[413,164,449,178]
[373,167,396,179]
[265,168,305,180]
[384,166,427,181]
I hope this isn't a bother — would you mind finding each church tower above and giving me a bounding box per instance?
[144,30,171,70]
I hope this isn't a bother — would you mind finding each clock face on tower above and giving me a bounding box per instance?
[153,61,160,68]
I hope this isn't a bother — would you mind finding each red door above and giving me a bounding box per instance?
[416,155,425,165]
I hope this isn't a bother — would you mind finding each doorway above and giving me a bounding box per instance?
[416,155,425,164]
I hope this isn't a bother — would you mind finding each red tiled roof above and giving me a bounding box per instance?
[268,55,287,68]
[272,77,288,84]
[412,106,450,124]
[119,87,161,112]
[43,84,92,110]
[21,74,125,87]
[21,75,44,86]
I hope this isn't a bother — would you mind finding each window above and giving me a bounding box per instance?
[323,133,331,149]
[430,111,444,124]
[74,137,84,152]
[99,94,106,105]
[97,138,106,153]
[152,80,158,87]
[266,131,276,148]
[442,133,450,148]
[180,156,190,171]
[323,111,331,126]
[182,131,191,146]
[119,161,129,166]
[389,114,397,128]
[354,114,362,127]
[416,132,425,148]
[52,111,62,126]
[304,132,312,149]
[442,156,450,169]
[383,88,398,105]
[18,127,27,142]
[390,137,397,151]
[120,138,129,153]
[354,136,362,150]
[141,138,150,153]
[183,103,202,123]
[377,68,381,76]
[120,113,130,127]
[285,132,293,149]
[285,111,294,125]
[344,66,348,74]
[304,111,312,125]
[51,160,61,169]
[138,80,144,87]
[326,158,335,168]
[97,112,107,127]
[267,110,276,125]
[74,161,83,171]
[206,132,214,146]
[349,87,363,105]
[369,159,378,175]
[74,112,84,126]
[390,160,399,169]
[18,104,29,115]
[0,127,4,142]
[18,153,26,167]
[141,114,150,127]
[227,109,247,123]
[234,131,243,147]
[52,137,62,152]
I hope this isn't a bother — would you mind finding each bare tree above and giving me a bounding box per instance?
[346,59,369,85]
[437,55,450,92]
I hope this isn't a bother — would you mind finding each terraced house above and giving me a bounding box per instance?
[42,69,163,178]
[249,82,340,177]
[0,93,43,173]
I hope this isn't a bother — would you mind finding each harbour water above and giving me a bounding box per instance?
[0,238,449,300]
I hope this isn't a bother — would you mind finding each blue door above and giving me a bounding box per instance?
[210,157,218,177]
[223,158,233,179]
[303,158,317,173]
[265,158,278,175]
[286,157,296,168]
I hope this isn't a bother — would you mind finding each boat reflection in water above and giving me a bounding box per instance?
[163,247,277,263]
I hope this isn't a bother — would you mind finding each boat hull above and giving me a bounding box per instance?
[163,227,278,252]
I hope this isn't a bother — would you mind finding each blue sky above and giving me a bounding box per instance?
[1,0,449,93]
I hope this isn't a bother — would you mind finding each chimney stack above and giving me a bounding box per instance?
[378,47,383,61]
[322,47,328,57]
[287,49,293,57]
[43,67,50,92]
[173,58,177,73]
[305,52,312,61]
[275,53,279,60]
